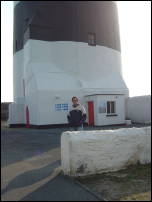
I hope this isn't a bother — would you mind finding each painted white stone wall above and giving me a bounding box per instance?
[61,127,151,176]
[28,40,128,125]
[29,40,126,90]
[8,49,25,125]
[8,103,25,124]
[9,39,128,125]
[13,50,24,104]
[126,95,151,123]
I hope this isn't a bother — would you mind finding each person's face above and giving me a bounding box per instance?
[72,98,78,105]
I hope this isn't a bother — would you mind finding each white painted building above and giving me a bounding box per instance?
[8,1,129,127]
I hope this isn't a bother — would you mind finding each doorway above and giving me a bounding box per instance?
[88,101,94,125]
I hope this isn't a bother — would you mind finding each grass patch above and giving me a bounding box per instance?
[119,192,151,201]
[77,163,151,201]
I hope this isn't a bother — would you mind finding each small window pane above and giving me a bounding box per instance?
[107,102,110,114]
[111,102,115,113]
[107,101,116,114]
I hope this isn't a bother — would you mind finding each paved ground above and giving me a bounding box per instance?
[1,122,150,201]
[1,124,101,201]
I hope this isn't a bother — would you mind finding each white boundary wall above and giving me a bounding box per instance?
[126,95,151,123]
[61,127,151,176]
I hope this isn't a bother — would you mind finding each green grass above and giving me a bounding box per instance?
[77,163,151,201]
[77,163,151,182]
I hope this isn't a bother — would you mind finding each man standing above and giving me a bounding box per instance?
[67,97,86,131]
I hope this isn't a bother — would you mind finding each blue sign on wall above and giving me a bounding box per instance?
[55,104,68,111]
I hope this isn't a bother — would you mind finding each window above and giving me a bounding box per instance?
[88,33,96,46]
[107,101,116,114]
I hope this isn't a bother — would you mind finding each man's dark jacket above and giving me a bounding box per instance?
[67,104,86,127]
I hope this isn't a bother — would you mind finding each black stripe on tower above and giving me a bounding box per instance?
[13,1,121,53]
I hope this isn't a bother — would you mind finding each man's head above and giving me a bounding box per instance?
[72,96,79,105]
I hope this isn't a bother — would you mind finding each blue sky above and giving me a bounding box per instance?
[1,1,151,102]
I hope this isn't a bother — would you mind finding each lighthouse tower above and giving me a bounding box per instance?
[8,1,129,127]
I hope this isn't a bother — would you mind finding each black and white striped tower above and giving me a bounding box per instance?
[8,1,128,127]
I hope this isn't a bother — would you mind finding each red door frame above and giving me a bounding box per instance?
[26,106,30,128]
[88,101,94,125]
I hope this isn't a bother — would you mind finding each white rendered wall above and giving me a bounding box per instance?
[28,40,128,94]
[8,50,25,125]
[85,95,125,126]
[126,95,151,123]
[10,39,128,125]
[26,40,128,125]
[98,95,125,126]
[36,90,84,125]
[13,50,25,104]
[61,127,151,176]
[8,103,25,124]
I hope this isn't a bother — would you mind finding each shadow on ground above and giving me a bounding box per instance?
[20,174,99,201]
[1,160,60,196]
[1,127,66,167]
